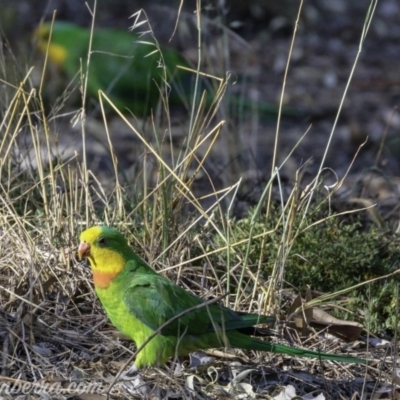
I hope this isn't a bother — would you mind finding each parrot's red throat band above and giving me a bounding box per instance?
[92,270,120,288]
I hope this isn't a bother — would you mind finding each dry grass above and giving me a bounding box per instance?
[0,1,398,399]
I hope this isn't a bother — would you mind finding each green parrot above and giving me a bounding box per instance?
[35,21,190,116]
[77,226,366,370]
[35,21,307,120]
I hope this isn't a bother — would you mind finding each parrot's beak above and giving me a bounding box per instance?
[78,241,91,260]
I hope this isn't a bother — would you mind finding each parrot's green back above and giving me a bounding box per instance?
[79,226,366,369]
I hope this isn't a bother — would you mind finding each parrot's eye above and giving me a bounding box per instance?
[98,237,108,247]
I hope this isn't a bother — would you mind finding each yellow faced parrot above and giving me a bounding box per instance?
[35,21,190,116]
[77,226,366,370]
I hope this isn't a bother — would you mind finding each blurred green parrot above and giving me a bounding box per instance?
[35,21,304,120]
[35,21,191,116]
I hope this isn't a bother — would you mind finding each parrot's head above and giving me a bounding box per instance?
[34,21,78,67]
[78,226,131,288]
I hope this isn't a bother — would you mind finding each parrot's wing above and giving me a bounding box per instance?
[122,268,265,336]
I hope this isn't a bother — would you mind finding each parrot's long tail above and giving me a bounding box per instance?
[235,336,366,364]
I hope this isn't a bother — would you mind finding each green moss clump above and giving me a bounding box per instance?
[213,204,400,332]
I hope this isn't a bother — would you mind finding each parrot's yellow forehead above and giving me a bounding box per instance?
[34,24,67,66]
[80,226,103,244]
